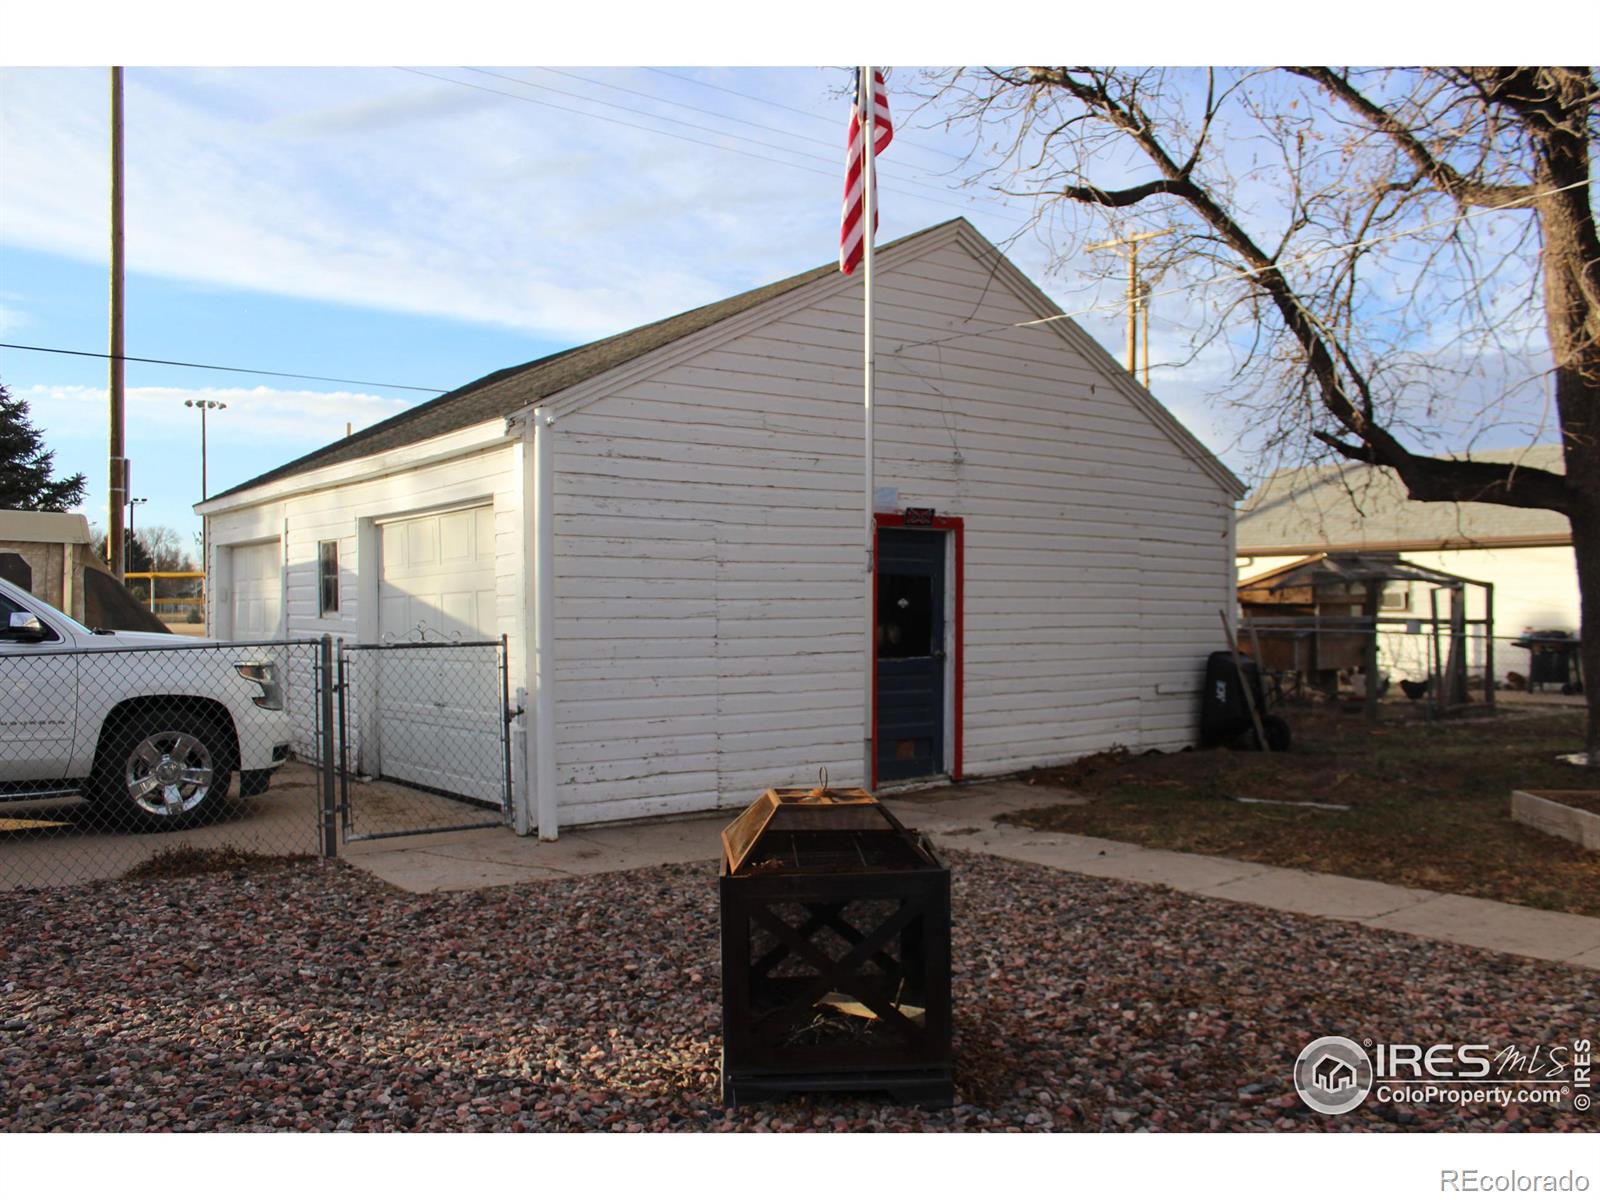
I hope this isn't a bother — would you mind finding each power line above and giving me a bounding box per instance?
[432,67,1015,219]
[644,66,970,167]
[399,67,1015,222]
[536,66,971,174]
[0,342,443,394]
[490,67,850,155]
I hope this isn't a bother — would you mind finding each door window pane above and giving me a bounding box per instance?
[877,572,934,658]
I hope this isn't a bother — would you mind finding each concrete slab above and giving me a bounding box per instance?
[319,770,1600,972]
[1364,893,1600,965]
[1198,867,1437,921]
[1051,843,1272,891]
[1565,945,1600,971]
[347,847,572,893]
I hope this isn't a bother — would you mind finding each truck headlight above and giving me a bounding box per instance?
[233,660,283,710]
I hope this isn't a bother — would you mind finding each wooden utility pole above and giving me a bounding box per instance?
[1139,283,1152,388]
[1086,229,1170,382]
[108,66,127,581]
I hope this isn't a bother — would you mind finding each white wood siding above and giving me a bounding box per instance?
[551,236,1234,824]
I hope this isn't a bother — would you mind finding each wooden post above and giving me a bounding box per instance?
[1446,585,1467,706]
[1484,582,1496,710]
[1219,609,1270,751]
[1125,239,1138,375]
[1428,587,1442,721]
[1363,580,1380,724]
[107,66,126,581]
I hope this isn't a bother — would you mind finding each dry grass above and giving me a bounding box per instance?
[1008,705,1600,916]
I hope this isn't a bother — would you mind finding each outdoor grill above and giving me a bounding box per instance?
[718,778,953,1108]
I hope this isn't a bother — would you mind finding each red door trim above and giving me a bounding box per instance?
[871,512,964,789]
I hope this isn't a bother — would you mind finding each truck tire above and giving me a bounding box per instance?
[93,707,234,830]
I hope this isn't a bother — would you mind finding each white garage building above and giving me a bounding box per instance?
[198,219,1243,837]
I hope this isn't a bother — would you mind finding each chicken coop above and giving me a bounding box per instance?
[1237,552,1496,718]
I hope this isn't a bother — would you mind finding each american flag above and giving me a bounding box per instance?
[839,68,893,275]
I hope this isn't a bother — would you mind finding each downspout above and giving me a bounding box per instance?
[514,416,535,836]
[530,407,559,840]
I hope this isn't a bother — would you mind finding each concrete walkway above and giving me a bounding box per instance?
[343,779,1600,973]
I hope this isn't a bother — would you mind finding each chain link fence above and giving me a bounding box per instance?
[1,637,325,890]
[2,634,513,890]
[336,638,512,842]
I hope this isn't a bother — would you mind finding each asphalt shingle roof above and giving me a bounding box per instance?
[1237,447,1570,552]
[209,220,967,502]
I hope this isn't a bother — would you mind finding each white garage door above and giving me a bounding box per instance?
[378,505,497,642]
[373,505,502,803]
[230,541,282,641]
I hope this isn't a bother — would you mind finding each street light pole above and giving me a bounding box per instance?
[184,399,226,500]
[125,496,147,577]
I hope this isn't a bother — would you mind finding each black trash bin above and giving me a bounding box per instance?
[1200,649,1290,750]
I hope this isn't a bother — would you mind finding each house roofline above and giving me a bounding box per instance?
[516,217,1245,501]
[1238,532,1573,557]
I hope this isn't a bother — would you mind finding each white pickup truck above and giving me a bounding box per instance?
[0,576,293,829]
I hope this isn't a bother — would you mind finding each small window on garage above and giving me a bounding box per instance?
[318,540,340,616]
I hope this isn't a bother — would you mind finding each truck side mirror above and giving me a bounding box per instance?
[3,611,48,641]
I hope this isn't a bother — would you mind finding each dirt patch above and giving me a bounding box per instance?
[1007,706,1600,916]
[122,844,315,880]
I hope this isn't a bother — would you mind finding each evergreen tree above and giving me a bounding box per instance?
[0,378,86,512]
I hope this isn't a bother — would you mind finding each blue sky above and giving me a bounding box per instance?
[3,64,1121,547]
[0,57,1574,549]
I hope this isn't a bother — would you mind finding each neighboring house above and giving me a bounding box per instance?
[0,509,166,633]
[1236,448,1575,681]
[197,218,1243,836]
[0,509,90,615]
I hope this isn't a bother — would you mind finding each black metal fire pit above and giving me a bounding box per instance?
[718,779,953,1108]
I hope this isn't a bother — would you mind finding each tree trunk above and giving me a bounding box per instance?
[1569,503,1600,764]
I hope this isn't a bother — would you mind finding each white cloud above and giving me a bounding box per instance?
[17,381,415,539]
[20,382,410,444]
[0,66,980,342]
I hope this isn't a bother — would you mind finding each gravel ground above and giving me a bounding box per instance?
[1,851,1595,1132]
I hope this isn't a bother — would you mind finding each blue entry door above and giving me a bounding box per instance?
[876,527,946,783]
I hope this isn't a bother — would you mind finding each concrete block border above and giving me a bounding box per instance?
[1511,789,1600,851]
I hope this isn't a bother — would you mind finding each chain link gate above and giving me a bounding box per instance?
[333,635,514,843]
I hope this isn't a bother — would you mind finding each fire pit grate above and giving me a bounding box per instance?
[718,777,953,1107]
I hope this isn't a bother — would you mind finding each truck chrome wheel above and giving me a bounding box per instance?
[124,731,215,817]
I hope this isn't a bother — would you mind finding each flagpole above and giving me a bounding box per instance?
[861,64,876,792]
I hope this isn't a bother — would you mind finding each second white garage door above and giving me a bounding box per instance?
[230,540,282,641]
[372,505,502,804]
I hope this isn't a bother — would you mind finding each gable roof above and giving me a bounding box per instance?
[209,220,966,503]
[1237,447,1570,554]
[207,216,1241,504]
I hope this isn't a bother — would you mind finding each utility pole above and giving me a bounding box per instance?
[1086,228,1171,382]
[108,66,127,581]
[1140,282,1152,388]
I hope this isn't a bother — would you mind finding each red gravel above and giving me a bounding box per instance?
[1,851,1594,1132]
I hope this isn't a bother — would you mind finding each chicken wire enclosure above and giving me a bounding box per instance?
[0,637,323,890]
[719,783,953,1108]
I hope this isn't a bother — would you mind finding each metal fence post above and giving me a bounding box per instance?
[319,633,338,858]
